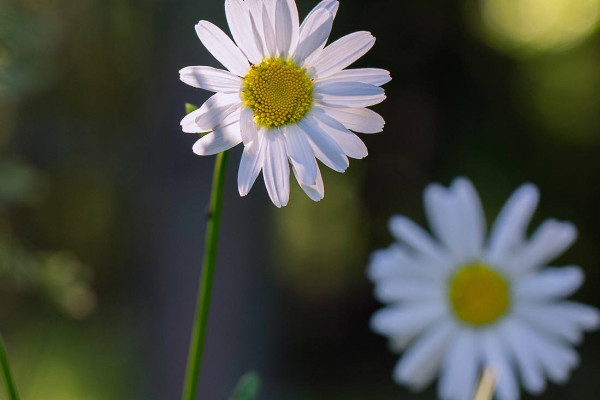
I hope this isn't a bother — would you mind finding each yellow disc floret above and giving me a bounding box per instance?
[448,262,511,326]
[242,58,313,128]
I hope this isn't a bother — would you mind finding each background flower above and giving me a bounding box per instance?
[368,178,599,400]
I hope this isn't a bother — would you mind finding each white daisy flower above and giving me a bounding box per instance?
[180,0,389,207]
[368,178,599,400]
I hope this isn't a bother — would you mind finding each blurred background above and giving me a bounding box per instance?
[1,0,600,399]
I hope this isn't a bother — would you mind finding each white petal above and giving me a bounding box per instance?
[438,329,479,400]
[245,0,263,18]
[515,305,583,344]
[498,320,546,395]
[449,178,486,258]
[263,0,278,31]
[182,116,203,134]
[248,15,267,58]
[370,303,445,346]
[374,277,443,303]
[188,108,242,135]
[314,81,385,108]
[540,301,600,331]
[367,245,435,281]
[298,115,349,172]
[424,178,485,263]
[261,5,278,57]
[262,131,290,207]
[317,106,385,133]
[245,0,268,56]
[486,184,539,266]
[367,247,409,281]
[309,31,375,78]
[240,108,259,151]
[225,0,264,64]
[514,266,583,301]
[195,21,250,76]
[298,0,337,68]
[508,319,578,384]
[294,8,333,64]
[275,0,299,57]
[317,68,391,86]
[388,215,451,270]
[423,183,460,259]
[535,343,579,385]
[296,162,324,201]
[238,133,265,196]
[182,109,208,133]
[179,66,242,93]
[192,122,242,155]
[300,0,339,31]
[284,124,317,185]
[480,330,520,400]
[393,319,455,390]
[311,109,368,159]
[508,219,577,275]
[180,93,241,133]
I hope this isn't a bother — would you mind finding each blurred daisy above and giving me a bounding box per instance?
[180,0,389,207]
[368,178,599,400]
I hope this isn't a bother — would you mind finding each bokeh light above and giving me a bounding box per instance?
[478,0,600,54]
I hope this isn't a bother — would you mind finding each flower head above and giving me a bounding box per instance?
[180,0,390,207]
[368,178,599,400]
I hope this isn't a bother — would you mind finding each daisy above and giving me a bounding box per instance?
[180,0,390,207]
[368,178,599,400]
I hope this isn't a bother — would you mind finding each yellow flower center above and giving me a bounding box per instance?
[448,262,511,326]
[242,58,313,129]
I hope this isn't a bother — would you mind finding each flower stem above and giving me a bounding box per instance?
[182,150,230,400]
[0,334,19,400]
[472,367,495,400]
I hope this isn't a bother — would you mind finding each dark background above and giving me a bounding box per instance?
[1,0,600,399]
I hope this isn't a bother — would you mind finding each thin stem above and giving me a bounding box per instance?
[182,150,230,400]
[472,367,495,400]
[0,334,20,400]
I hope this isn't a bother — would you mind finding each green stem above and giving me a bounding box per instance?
[182,150,230,400]
[0,334,19,400]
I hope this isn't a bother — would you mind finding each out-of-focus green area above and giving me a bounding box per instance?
[228,371,261,400]
[1,0,600,399]
[1,0,149,398]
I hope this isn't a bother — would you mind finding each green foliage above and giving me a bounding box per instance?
[0,0,60,101]
[0,159,96,319]
[0,231,96,319]
[0,160,44,205]
[273,167,367,298]
[185,103,199,114]
[229,372,261,400]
